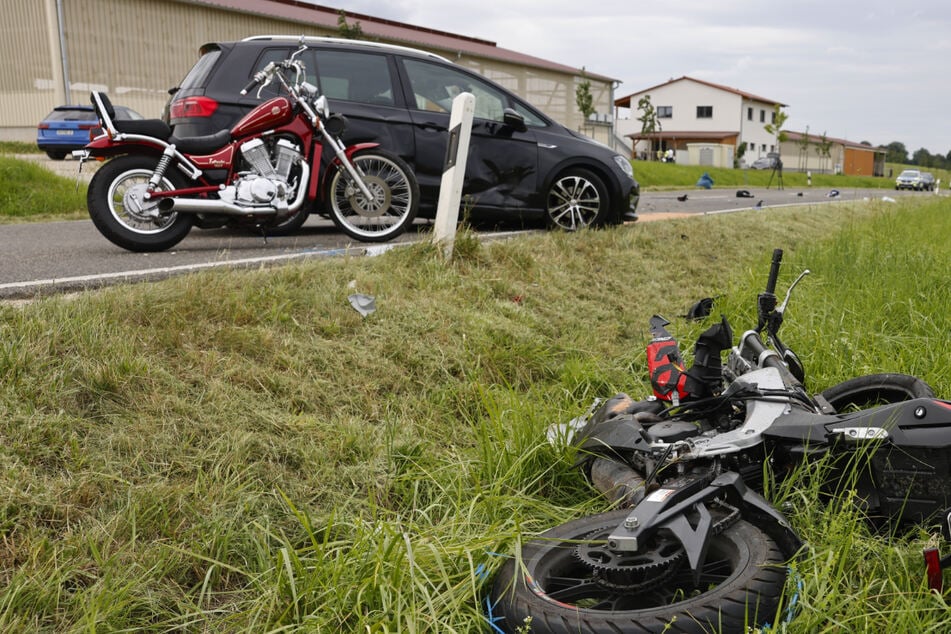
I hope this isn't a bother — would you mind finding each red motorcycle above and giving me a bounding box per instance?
[80,41,419,252]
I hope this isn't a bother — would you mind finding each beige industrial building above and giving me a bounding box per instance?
[4,0,620,147]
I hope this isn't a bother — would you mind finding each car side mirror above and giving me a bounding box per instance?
[503,108,526,132]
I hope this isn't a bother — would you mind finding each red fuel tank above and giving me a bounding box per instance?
[231,97,293,137]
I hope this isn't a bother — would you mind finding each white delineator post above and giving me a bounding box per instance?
[433,92,475,258]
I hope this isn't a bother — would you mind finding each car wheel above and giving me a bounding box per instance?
[45,150,67,160]
[546,168,612,230]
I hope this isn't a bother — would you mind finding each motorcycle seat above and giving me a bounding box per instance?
[91,90,172,140]
[168,129,232,155]
[114,118,173,139]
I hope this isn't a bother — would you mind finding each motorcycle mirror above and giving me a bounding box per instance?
[783,348,806,384]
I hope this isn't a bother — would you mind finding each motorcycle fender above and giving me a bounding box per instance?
[84,135,165,157]
[342,142,379,160]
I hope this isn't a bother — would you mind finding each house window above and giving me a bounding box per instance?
[696,106,713,118]
[771,111,777,124]
[747,107,753,121]
[657,105,672,118]
[760,110,765,123]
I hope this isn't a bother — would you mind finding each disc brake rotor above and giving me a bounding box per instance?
[346,175,389,218]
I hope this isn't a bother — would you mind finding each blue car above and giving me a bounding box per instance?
[37,104,142,160]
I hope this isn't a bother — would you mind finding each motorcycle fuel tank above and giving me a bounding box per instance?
[231,97,293,137]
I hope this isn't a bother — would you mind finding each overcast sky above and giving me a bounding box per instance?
[331,0,950,157]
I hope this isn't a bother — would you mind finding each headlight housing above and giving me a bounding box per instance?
[613,155,634,178]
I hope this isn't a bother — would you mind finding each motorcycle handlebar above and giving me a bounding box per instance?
[239,77,260,96]
[765,248,783,295]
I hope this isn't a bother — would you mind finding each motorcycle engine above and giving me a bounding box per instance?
[221,138,302,207]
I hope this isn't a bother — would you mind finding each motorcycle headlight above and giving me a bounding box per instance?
[613,155,634,178]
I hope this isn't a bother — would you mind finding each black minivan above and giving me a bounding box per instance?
[166,36,639,229]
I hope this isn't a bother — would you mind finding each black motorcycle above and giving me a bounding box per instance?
[489,249,951,633]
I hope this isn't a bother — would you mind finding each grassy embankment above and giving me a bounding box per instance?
[2,188,951,630]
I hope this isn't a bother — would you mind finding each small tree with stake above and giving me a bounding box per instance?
[575,68,595,133]
[763,104,788,189]
[636,95,661,160]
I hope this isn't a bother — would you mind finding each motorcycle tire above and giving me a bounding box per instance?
[262,209,310,237]
[820,373,935,412]
[87,155,193,252]
[326,149,419,243]
[489,508,787,634]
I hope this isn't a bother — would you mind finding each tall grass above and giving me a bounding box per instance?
[1,197,950,630]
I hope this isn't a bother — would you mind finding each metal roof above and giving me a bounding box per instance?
[183,0,617,81]
[615,76,785,108]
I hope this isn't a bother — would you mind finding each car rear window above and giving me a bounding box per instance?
[47,109,97,121]
[178,48,222,91]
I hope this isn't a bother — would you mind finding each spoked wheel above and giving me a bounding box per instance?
[490,508,787,634]
[326,149,419,242]
[546,168,612,230]
[820,373,935,412]
[87,155,193,252]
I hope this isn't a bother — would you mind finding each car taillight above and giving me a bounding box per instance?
[78,123,97,130]
[38,123,50,129]
[169,96,219,119]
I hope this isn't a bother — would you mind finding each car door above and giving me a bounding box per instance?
[399,58,538,213]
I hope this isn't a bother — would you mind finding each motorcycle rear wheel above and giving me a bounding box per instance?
[326,150,419,242]
[820,373,935,412]
[87,155,193,252]
[489,509,787,634]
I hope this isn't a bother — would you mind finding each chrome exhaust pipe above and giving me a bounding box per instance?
[158,169,309,216]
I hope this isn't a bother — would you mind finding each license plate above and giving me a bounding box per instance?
[55,130,74,136]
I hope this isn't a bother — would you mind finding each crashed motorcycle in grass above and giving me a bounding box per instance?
[489,249,951,634]
[79,40,418,252]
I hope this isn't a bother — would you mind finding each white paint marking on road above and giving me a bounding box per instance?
[0,230,529,296]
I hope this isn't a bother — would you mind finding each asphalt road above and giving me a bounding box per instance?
[0,156,934,301]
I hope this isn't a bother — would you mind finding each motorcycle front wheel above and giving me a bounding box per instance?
[87,155,193,252]
[326,149,419,242]
[489,509,787,634]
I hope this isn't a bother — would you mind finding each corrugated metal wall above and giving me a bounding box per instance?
[1,0,614,147]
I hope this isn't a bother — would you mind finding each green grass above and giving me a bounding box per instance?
[0,141,42,155]
[2,196,951,630]
[631,159,894,190]
[0,155,87,222]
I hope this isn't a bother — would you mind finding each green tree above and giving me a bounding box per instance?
[814,132,833,173]
[337,10,364,39]
[636,95,661,159]
[796,125,811,171]
[912,147,934,167]
[575,68,595,121]
[763,104,789,146]
[884,141,908,164]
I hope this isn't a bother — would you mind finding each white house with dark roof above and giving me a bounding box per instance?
[614,76,787,168]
